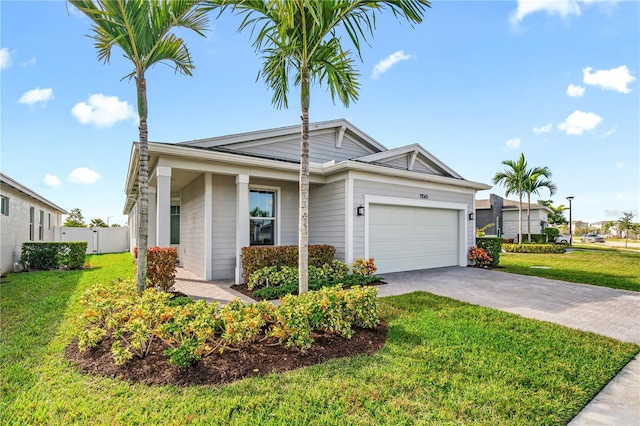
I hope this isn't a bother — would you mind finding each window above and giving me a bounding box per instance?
[39,210,44,240]
[48,213,51,230]
[0,196,8,216]
[170,206,180,245]
[249,190,276,246]
[29,207,35,241]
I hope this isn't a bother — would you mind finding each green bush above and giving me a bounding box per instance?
[252,274,381,300]
[544,228,560,239]
[476,237,502,267]
[503,244,566,254]
[247,260,349,291]
[524,234,548,243]
[20,242,87,270]
[241,245,336,282]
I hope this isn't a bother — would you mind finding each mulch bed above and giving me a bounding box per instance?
[65,321,388,387]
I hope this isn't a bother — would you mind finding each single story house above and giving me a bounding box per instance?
[475,193,552,239]
[0,172,67,274]
[123,119,490,283]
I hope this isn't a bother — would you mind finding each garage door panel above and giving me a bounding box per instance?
[369,204,460,274]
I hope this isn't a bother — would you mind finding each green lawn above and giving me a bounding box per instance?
[1,253,638,425]
[500,250,640,292]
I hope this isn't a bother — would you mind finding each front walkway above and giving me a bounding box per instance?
[173,267,254,305]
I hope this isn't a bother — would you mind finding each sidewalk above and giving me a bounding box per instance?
[172,267,254,305]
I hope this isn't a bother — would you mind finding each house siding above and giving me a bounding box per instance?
[232,132,374,164]
[180,174,205,277]
[352,178,474,260]
[211,175,237,279]
[503,208,549,240]
[0,185,63,273]
[309,179,346,261]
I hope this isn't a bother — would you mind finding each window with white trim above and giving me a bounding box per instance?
[0,196,8,216]
[249,190,276,246]
[38,210,44,240]
[29,207,35,241]
[170,206,180,245]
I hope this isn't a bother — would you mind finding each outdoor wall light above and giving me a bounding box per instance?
[468,212,475,221]
[357,205,365,216]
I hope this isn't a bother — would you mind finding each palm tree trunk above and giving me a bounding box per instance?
[527,192,532,243]
[136,74,149,293]
[518,194,523,244]
[298,67,310,294]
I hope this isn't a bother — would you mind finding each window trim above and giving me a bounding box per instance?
[249,185,281,246]
[38,210,44,240]
[170,205,180,245]
[0,196,8,216]
[29,207,35,241]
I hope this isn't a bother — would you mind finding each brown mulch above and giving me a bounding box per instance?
[65,321,388,387]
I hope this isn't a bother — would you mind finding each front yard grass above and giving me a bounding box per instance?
[500,250,640,292]
[1,253,638,425]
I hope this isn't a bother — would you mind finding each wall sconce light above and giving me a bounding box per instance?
[357,205,365,216]
[468,212,475,221]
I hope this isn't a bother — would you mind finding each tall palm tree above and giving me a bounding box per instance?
[208,0,430,293]
[524,167,556,242]
[493,153,528,244]
[69,0,209,293]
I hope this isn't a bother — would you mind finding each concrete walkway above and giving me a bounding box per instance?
[173,266,640,425]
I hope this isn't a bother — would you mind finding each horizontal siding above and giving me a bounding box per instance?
[181,174,205,277]
[352,179,474,260]
[309,179,345,260]
[211,175,236,279]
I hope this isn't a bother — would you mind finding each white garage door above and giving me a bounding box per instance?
[369,204,460,273]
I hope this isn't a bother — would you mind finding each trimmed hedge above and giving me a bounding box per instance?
[503,244,567,254]
[133,247,179,292]
[241,245,336,282]
[544,228,560,239]
[252,274,381,300]
[20,242,87,270]
[476,237,502,267]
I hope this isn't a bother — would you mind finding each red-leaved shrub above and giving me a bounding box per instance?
[133,247,179,292]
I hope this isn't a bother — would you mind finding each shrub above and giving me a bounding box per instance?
[252,274,381,300]
[241,245,336,282]
[352,258,377,276]
[524,234,548,243]
[502,244,567,254]
[134,247,179,292]
[468,246,493,268]
[247,260,349,291]
[476,237,502,267]
[502,238,515,244]
[544,228,560,239]
[20,242,87,270]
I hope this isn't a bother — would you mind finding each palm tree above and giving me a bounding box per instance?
[493,153,528,244]
[538,199,569,225]
[69,0,208,292]
[523,167,556,242]
[208,0,430,293]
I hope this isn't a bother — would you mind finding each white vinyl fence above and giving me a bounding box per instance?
[56,227,130,254]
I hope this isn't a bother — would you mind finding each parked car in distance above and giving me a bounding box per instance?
[555,234,571,244]
[581,233,605,243]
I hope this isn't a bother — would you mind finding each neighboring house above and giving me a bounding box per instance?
[0,172,67,274]
[123,119,490,283]
[476,194,552,240]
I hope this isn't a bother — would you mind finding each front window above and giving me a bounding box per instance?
[39,210,44,240]
[170,206,180,245]
[29,207,34,241]
[250,190,276,246]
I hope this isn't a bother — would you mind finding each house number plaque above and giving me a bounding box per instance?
[419,194,429,199]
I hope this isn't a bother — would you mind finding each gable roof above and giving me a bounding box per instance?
[0,172,67,214]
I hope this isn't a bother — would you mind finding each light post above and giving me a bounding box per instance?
[107,216,114,227]
[566,196,574,246]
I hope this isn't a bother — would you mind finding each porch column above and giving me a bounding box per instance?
[148,187,157,247]
[156,166,171,247]
[235,174,250,284]
[204,173,213,280]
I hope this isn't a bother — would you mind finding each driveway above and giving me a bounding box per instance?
[380,267,640,426]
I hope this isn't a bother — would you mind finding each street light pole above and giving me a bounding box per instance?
[566,196,574,246]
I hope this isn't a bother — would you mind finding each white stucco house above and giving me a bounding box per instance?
[0,172,67,274]
[123,119,490,283]
[475,193,553,239]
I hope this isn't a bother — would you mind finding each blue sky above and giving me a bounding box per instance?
[1,0,638,226]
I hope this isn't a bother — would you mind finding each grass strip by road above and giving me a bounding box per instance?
[500,250,640,292]
[1,253,637,425]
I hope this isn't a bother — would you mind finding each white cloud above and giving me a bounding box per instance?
[506,137,521,149]
[44,174,61,188]
[71,94,136,127]
[371,50,414,80]
[566,84,585,97]
[18,87,54,106]
[21,56,37,68]
[600,125,618,139]
[510,0,581,27]
[557,110,602,135]
[583,65,636,94]
[533,123,552,134]
[0,47,12,70]
[68,167,101,184]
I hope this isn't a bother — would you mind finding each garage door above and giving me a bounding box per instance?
[369,204,460,273]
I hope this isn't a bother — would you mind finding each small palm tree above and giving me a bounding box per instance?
[524,167,556,242]
[493,153,528,244]
[208,0,430,293]
[69,0,209,292]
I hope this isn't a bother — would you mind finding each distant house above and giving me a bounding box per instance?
[123,119,490,282]
[475,194,552,240]
[0,173,67,274]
